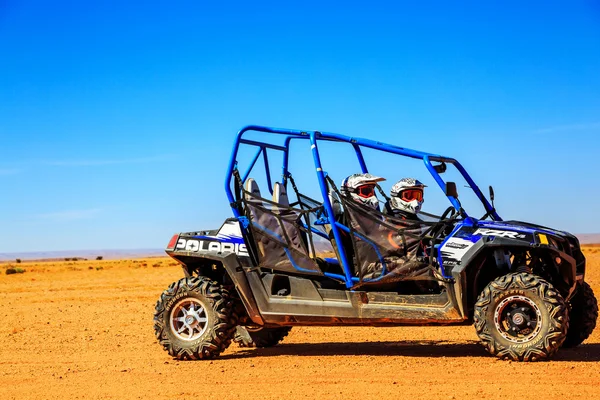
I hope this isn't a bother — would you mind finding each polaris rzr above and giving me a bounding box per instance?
[153,125,597,361]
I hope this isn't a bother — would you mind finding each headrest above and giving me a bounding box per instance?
[272,182,290,208]
[244,178,261,201]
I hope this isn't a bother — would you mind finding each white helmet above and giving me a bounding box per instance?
[390,178,426,214]
[341,173,385,210]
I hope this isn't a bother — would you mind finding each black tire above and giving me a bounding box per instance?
[233,326,291,348]
[563,281,598,348]
[473,273,569,361]
[153,276,237,360]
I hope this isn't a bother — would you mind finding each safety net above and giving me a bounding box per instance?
[233,169,453,287]
[236,173,330,276]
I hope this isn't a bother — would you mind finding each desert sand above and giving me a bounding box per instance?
[1,248,599,400]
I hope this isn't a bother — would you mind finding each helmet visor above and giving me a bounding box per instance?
[399,188,423,202]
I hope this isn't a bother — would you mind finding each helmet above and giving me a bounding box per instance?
[390,178,426,214]
[341,173,385,210]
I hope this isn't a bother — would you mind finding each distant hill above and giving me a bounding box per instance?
[0,248,165,262]
[577,234,600,245]
[1,232,599,262]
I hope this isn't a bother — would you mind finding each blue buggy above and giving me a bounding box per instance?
[153,125,597,361]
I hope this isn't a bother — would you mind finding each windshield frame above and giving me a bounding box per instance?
[225,125,500,222]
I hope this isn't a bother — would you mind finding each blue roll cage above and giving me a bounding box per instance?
[225,125,501,288]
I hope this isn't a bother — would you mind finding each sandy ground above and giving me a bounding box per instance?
[1,249,599,400]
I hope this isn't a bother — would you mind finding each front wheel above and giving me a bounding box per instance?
[563,281,598,348]
[473,273,569,361]
[153,276,237,360]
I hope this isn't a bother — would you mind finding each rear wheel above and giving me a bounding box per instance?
[234,326,292,348]
[474,273,569,361]
[563,281,598,348]
[153,276,237,360]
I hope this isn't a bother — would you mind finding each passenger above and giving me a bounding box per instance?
[335,173,386,277]
[339,173,385,212]
[385,178,426,221]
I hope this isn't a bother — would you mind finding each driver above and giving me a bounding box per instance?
[378,178,436,290]
[385,178,426,221]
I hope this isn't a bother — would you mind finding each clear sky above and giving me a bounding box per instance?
[1,1,599,252]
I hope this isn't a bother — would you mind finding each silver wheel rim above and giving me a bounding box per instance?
[169,298,209,341]
[494,294,543,343]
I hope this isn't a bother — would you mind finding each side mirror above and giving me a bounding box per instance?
[446,182,458,198]
[489,185,495,207]
[433,162,447,174]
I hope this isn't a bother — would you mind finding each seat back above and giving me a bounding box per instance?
[328,190,343,222]
[244,178,262,202]
[242,178,322,275]
[272,182,290,212]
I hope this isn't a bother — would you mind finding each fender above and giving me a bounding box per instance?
[168,249,264,326]
[450,236,577,317]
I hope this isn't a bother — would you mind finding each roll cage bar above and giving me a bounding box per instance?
[225,125,501,287]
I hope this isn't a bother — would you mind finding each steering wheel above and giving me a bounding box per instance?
[440,206,457,221]
[428,206,458,244]
[479,208,495,221]
[426,206,457,247]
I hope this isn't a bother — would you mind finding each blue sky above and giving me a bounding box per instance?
[1,1,599,252]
